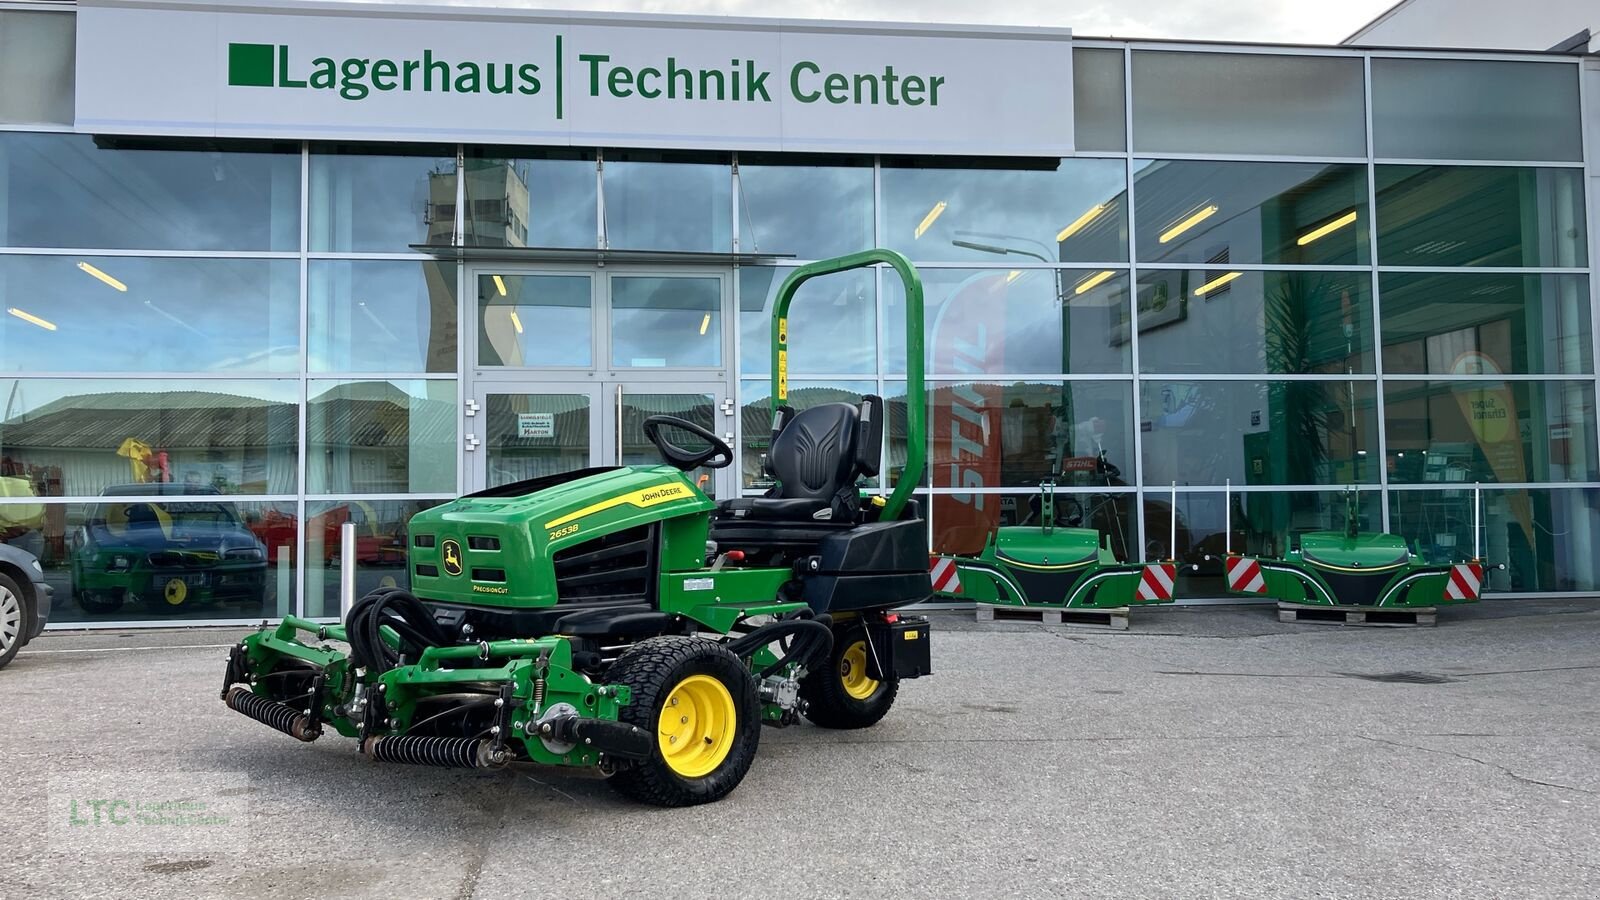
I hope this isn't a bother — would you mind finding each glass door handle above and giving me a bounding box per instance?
[615,384,624,466]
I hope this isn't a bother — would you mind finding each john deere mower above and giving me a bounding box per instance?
[1221,487,1491,609]
[932,470,1179,609]
[221,250,934,807]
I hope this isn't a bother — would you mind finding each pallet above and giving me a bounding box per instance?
[1277,602,1436,628]
[975,603,1130,631]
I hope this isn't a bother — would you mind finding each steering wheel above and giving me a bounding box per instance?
[641,415,733,471]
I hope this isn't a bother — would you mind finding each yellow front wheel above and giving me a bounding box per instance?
[609,637,760,807]
[657,674,736,778]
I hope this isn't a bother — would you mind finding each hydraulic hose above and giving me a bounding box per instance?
[726,611,834,678]
[345,587,453,674]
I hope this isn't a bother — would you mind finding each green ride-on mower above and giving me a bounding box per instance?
[931,463,1179,610]
[221,250,935,807]
[1219,485,1493,610]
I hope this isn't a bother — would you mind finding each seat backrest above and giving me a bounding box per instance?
[767,403,860,501]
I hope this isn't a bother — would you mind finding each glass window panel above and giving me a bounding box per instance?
[307,380,457,494]
[880,158,1128,264]
[1380,273,1593,376]
[1382,380,1597,484]
[1136,269,1374,375]
[484,392,591,489]
[463,150,596,248]
[0,379,297,496]
[1135,160,1369,266]
[477,273,591,367]
[602,152,731,252]
[1131,52,1366,157]
[309,260,457,374]
[933,489,1138,561]
[1140,379,1380,486]
[1372,58,1583,162]
[883,380,922,490]
[1161,489,1383,595]
[0,134,299,251]
[309,144,457,252]
[739,266,874,376]
[1375,165,1588,268]
[737,155,873,259]
[1389,488,1600,593]
[302,498,450,618]
[1074,48,1127,153]
[4,499,295,625]
[0,256,298,373]
[610,275,722,368]
[927,380,1134,489]
[740,380,876,490]
[883,268,1131,376]
[0,11,74,125]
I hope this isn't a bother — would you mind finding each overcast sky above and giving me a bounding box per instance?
[417,0,1400,43]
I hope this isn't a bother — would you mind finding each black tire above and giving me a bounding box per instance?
[606,636,761,807]
[75,588,123,615]
[0,573,28,671]
[800,622,898,729]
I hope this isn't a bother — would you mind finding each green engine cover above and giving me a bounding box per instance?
[994,527,1101,567]
[1295,531,1411,569]
[406,466,714,609]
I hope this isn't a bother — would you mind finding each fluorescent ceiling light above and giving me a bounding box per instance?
[509,310,524,335]
[1296,210,1359,246]
[1194,272,1243,296]
[77,261,128,292]
[8,307,57,331]
[698,313,711,335]
[492,275,508,297]
[1159,205,1218,244]
[1056,204,1105,243]
[913,201,947,239]
[1074,270,1115,295]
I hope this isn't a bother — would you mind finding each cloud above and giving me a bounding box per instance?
[403,0,1398,43]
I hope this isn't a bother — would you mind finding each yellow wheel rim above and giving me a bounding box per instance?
[840,640,880,701]
[657,674,736,778]
[163,578,188,606]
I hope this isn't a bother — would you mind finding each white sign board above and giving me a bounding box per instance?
[74,0,1073,156]
[517,413,555,439]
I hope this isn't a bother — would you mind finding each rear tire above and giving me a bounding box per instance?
[0,573,28,670]
[800,622,898,729]
[606,636,761,807]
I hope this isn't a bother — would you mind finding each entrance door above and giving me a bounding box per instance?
[467,266,735,496]
[469,381,733,496]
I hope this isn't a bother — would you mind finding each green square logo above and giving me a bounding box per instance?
[227,43,275,87]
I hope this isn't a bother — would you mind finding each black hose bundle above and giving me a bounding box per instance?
[725,608,834,678]
[345,587,454,674]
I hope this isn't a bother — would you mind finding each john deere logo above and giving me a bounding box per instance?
[441,540,463,577]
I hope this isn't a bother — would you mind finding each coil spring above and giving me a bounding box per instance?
[225,686,318,742]
[362,735,494,769]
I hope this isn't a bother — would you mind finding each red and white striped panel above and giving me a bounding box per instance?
[930,556,963,595]
[1136,563,1176,601]
[1444,562,1484,601]
[1225,556,1267,594]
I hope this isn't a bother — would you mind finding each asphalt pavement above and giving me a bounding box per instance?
[2,600,1597,899]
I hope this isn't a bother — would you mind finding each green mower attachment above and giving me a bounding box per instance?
[1218,487,1493,609]
[221,251,936,807]
[932,478,1179,610]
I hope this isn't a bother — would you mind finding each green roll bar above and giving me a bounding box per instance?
[769,249,925,521]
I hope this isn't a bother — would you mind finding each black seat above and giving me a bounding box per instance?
[718,395,883,524]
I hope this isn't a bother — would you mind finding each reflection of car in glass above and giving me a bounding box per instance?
[0,544,51,670]
[248,502,406,565]
[70,485,268,615]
